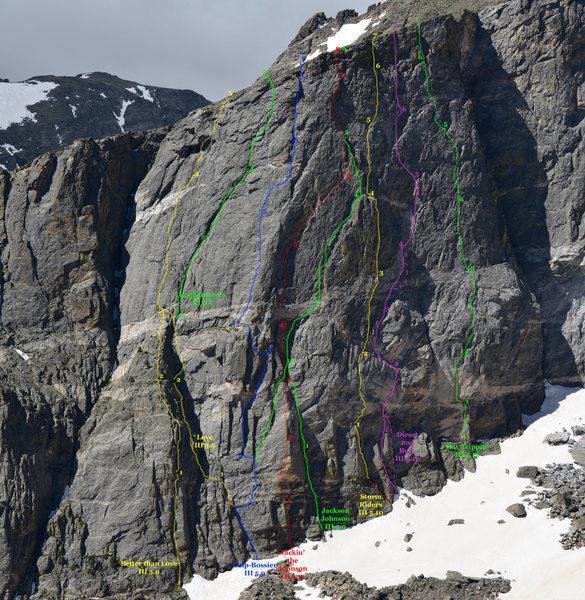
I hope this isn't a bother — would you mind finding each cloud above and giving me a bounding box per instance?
[2,0,374,100]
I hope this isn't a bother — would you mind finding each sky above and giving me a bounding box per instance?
[2,0,375,101]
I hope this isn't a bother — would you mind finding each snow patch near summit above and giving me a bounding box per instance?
[0,80,58,129]
[126,85,154,102]
[323,18,372,51]
[305,12,387,63]
[306,17,373,62]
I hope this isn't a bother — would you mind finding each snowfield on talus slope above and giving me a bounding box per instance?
[0,81,58,129]
[185,384,585,600]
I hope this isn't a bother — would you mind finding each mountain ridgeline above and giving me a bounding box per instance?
[0,0,584,598]
[0,72,209,170]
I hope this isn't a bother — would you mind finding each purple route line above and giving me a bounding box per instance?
[372,28,420,492]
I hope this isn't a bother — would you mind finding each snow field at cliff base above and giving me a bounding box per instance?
[185,383,585,600]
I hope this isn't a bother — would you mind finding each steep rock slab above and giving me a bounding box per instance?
[0,130,165,599]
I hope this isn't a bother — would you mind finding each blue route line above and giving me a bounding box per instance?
[236,58,304,337]
[232,58,305,559]
[232,355,269,559]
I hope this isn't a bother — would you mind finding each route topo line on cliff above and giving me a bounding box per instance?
[233,60,304,558]
[256,67,371,529]
[155,94,232,587]
[417,20,477,441]
[353,34,390,501]
[176,72,275,318]
[372,26,421,493]
[275,47,349,548]
[156,71,275,583]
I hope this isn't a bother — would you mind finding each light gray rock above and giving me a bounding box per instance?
[516,466,539,479]
[570,444,585,467]
[545,432,570,445]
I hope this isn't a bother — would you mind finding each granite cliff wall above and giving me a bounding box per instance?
[0,0,583,597]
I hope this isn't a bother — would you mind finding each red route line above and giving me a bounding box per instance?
[332,49,349,170]
[275,48,350,548]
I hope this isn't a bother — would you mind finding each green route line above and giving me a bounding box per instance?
[155,95,233,588]
[255,137,365,527]
[417,20,477,441]
[175,71,275,321]
[155,72,273,583]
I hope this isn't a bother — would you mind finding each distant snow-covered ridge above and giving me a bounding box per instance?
[0,72,209,170]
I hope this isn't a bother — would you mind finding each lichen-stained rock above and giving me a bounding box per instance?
[1,0,585,598]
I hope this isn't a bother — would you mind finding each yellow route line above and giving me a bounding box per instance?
[354,35,381,480]
[156,93,231,315]
[155,93,233,587]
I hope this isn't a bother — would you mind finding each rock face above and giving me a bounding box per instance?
[0,72,209,170]
[0,129,168,598]
[0,0,584,598]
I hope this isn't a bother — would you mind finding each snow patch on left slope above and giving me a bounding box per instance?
[126,85,154,102]
[0,80,58,129]
[9,345,30,361]
[1,143,22,156]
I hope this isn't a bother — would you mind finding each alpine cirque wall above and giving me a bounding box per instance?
[0,0,584,597]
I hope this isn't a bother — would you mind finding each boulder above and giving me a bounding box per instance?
[506,503,527,518]
[516,466,539,479]
[570,445,585,467]
[544,432,570,445]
